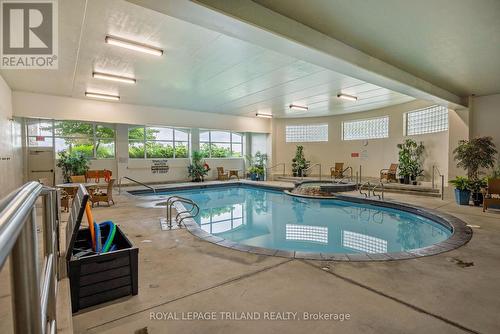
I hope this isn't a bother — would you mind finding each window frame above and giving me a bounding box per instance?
[128,125,190,159]
[341,116,389,141]
[199,129,244,158]
[26,119,116,159]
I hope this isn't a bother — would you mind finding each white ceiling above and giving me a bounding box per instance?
[253,0,500,97]
[0,0,416,118]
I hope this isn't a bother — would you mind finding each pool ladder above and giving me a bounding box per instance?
[165,196,200,229]
[359,182,385,200]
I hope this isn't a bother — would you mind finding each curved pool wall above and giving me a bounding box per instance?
[131,183,472,261]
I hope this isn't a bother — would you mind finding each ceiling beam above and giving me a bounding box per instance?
[126,0,466,109]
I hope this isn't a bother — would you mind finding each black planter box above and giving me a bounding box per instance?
[66,185,138,313]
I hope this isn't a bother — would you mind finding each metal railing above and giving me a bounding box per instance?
[265,163,286,180]
[165,196,199,229]
[359,181,370,198]
[432,165,445,200]
[0,182,60,334]
[118,176,156,194]
[332,166,353,183]
[358,181,385,200]
[301,163,322,181]
[372,182,385,200]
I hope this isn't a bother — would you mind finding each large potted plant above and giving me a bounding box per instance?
[56,150,90,183]
[246,151,267,181]
[187,151,210,182]
[449,176,471,205]
[453,136,497,206]
[291,145,310,177]
[397,139,424,185]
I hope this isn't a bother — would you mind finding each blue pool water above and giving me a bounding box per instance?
[143,186,451,254]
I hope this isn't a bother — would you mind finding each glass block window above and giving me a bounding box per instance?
[342,116,389,140]
[285,124,328,143]
[406,105,448,135]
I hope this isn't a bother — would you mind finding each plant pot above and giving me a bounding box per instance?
[471,192,483,206]
[250,173,257,181]
[454,189,471,205]
[403,175,410,184]
[399,178,405,184]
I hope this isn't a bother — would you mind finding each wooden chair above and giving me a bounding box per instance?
[483,179,500,212]
[330,163,344,179]
[380,163,398,182]
[217,167,229,181]
[70,175,86,183]
[90,179,115,207]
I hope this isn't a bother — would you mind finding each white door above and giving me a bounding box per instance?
[28,148,55,186]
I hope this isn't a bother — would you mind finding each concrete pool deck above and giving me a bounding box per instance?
[2,180,499,333]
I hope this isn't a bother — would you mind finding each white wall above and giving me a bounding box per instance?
[272,100,450,181]
[471,93,500,151]
[12,91,271,133]
[0,76,23,198]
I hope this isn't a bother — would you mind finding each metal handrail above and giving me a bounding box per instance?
[301,163,322,180]
[166,196,199,229]
[265,163,286,180]
[118,176,156,194]
[0,182,60,334]
[359,181,371,198]
[432,165,445,200]
[342,166,353,181]
[372,183,385,200]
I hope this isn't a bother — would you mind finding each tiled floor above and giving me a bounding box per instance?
[2,181,499,333]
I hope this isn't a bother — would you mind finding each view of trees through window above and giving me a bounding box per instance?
[27,119,115,159]
[128,126,189,159]
[200,130,243,158]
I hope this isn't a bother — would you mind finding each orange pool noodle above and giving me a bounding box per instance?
[85,202,96,250]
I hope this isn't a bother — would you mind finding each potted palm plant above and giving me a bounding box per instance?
[246,151,267,180]
[56,150,90,183]
[397,139,424,185]
[291,145,310,177]
[187,151,210,182]
[453,136,497,206]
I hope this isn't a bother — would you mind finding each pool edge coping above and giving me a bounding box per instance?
[162,185,472,262]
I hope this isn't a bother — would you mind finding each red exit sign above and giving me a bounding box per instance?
[351,152,359,157]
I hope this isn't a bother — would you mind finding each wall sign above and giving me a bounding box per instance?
[151,160,169,174]
[351,152,359,158]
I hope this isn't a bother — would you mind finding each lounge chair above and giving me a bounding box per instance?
[483,179,500,212]
[217,167,229,181]
[90,179,115,207]
[380,163,398,182]
[70,175,86,183]
[330,163,344,179]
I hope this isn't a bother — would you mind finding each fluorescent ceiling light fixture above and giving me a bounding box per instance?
[85,92,120,101]
[256,112,273,118]
[289,104,308,111]
[105,35,163,56]
[93,72,136,84]
[337,93,358,101]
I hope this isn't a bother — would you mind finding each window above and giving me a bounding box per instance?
[342,116,389,140]
[27,119,116,159]
[199,130,243,158]
[128,126,189,159]
[285,124,328,143]
[405,105,448,136]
